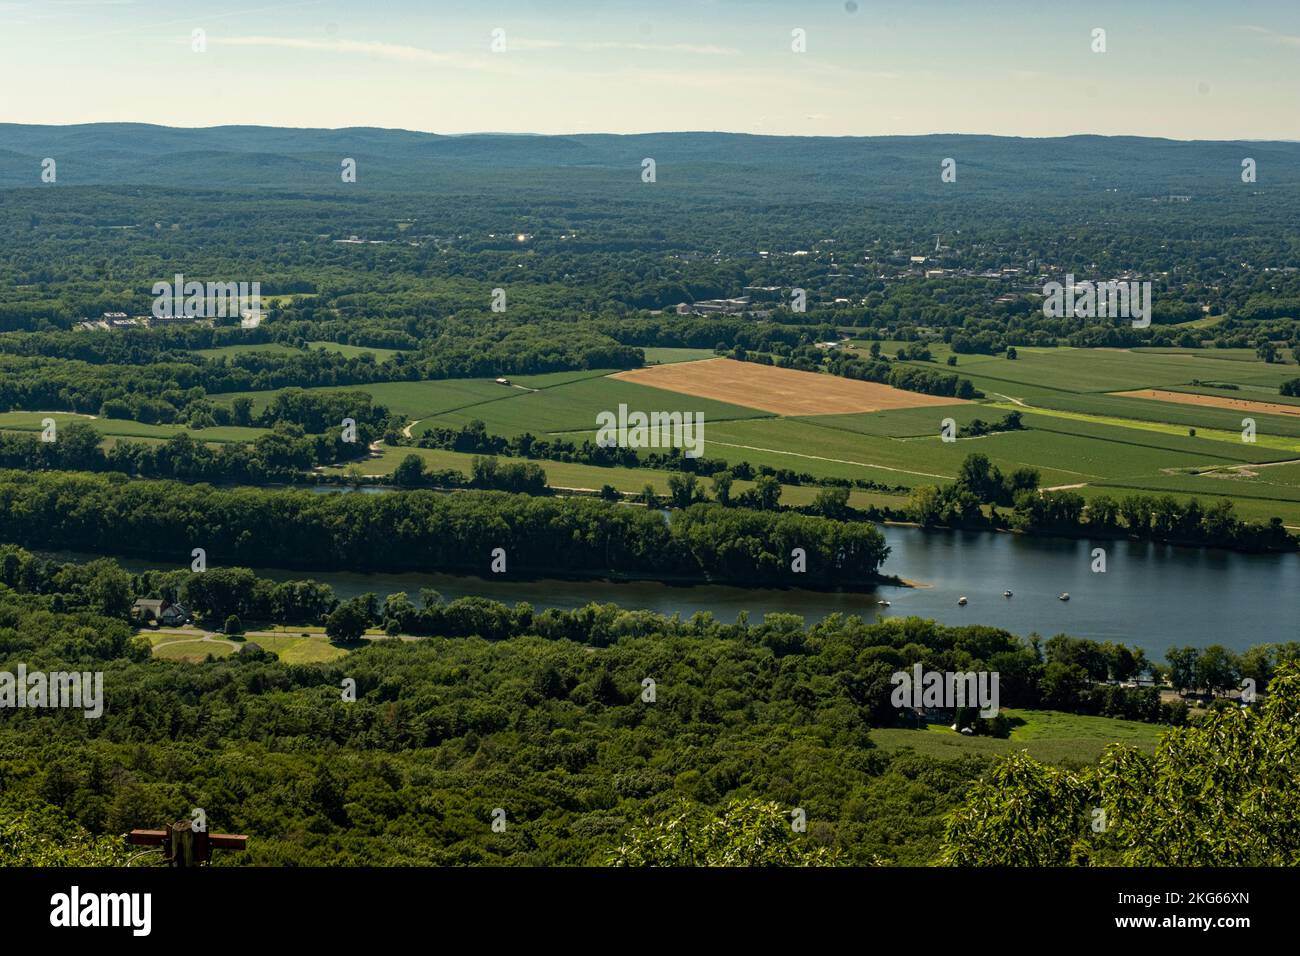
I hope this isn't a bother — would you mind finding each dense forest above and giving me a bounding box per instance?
[0,469,890,585]
[2,547,1293,867]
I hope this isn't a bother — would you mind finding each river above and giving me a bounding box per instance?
[41,523,1298,657]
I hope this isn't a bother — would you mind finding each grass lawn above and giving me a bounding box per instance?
[239,634,349,663]
[153,639,236,661]
[871,707,1161,764]
[148,629,348,663]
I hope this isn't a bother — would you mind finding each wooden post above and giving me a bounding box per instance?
[127,823,247,866]
[168,821,201,868]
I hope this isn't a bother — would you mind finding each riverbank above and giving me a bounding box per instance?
[36,519,1300,655]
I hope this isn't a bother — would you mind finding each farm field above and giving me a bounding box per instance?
[971,380,1300,439]
[484,393,1300,502]
[1091,470,1300,502]
[508,368,620,388]
[306,341,404,361]
[801,404,1012,438]
[982,401,1300,453]
[179,348,1300,528]
[1133,346,1291,362]
[1165,382,1300,406]
[212,378,517,420]
[911,347,1300,393]
[642,347,720,364]
[697,417,1230,489]
[0,411,270,443]
[410,373,770,438]
[612,357,968,415]
[1116,388,1300,418]
[1012,413,1280,463]
[323,443,904,510]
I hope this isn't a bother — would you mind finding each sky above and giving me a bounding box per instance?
[1,0,1298,139]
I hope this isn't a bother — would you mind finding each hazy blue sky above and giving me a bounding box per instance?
[2,0,1298,138]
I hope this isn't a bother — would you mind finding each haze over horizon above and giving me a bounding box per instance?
[1,0,1298,140]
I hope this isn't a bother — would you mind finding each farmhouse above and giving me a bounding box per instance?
[131,599,190,626]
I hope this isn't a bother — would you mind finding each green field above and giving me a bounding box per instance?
[324,443,905,510]
[152,638,236,661]
[801,404,1007,438]
[240,633,349,663]
[922,347,1300,393]
[212,378,515,420]
[642,347,720,364]
[410,374,771,438]
[195,340,405,362]
[1163,382,1300,407]
[507,368,620,388]
[149,630,347,663]
[307,341,403,361]
[871,707,1162,764]
[1135,346,1293,362]
[699,417,1227,489]
[189,346,1300,527]
[0,412,270,443]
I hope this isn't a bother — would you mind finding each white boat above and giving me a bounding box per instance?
[1003,590,1013,598]
[876,600,891,607]
[957,596,968,606]
[1059,592,1070,601]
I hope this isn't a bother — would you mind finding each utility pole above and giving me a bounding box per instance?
[127,820,248,867]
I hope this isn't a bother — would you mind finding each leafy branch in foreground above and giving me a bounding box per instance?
[940,661,1300,866]
[607,799,846,867]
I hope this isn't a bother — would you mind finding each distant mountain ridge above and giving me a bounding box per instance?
[3,124,1299,198]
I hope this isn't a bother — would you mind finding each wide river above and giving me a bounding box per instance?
[47,524,1298,657]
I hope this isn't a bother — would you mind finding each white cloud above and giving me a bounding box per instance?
[509,38,739,56]
[218,35,449,63]
[1238,24,1300,48]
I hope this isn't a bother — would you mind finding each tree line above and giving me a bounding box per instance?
[899,453,1295,553]
[0,470,890,586]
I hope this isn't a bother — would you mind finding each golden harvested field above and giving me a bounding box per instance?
[612,357,969,416]
[1115,388,1300,418]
